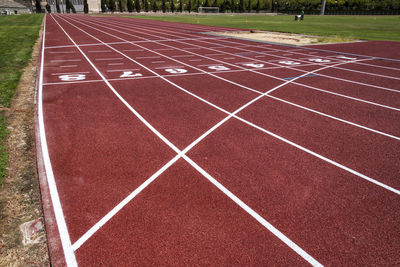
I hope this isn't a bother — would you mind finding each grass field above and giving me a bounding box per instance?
[0,14,43,184]
[127,14,400,41]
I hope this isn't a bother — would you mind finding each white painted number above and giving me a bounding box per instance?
[278,61,301,65]
[308,58,331,63]
[336,56,357,60]
[243,63,264,68]
[165,68,187,74]
[208,65,230,71]
[120,71,143,78]
[59,74,86,81]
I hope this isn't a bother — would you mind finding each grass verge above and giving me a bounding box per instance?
[0,14,43,184]
[126,14,400,41]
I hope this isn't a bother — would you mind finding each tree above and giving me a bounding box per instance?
[238,0,244,12]
[212,0,217,6]
[45,3,51,12]
[230,0,235,11]
[101,0,107,12]
[162,0,166,12]
[197,0,200,10]
[84,0,89,13]
[56,0,61,12]
[255,0,260,12]
[152,0,158,11]
[204,0,209,6]
[127,0,134,11]
[170,0,175,11]
[35,0,43,12]
[187,0,191,12]
[247,0,251,11]
[144,0,149,11]
[109,0,116,12]
[135,0,141,12]
[179,0,183,11]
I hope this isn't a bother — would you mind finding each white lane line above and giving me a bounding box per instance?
[39,15,77,267]
[153,48,174,51]
[60,65,77,68]
[51,71,90,75]
[204,53,224,56]
[51,59,81,62]
[123,49,144,52]
[171,55,193,58]
[87,50,112,53]
[152,61,165,63]
[136,56,161,59]
[95,57,124,61]
[108,63,124,66]
[49,51,75,54]
[58,17,324,266]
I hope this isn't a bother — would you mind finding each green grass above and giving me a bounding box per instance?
[0,14,43,184]
[126,14,400,41]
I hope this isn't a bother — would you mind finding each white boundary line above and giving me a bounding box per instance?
[38,14,78,267]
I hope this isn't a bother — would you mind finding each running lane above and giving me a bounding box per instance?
[38,14,400,266]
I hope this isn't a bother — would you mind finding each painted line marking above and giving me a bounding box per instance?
[151,61,165,63]
[60,65,77,68]
[87,50,112,53]
[171,55,193,58]
[204,53,224,56]
[122,49,144,52]
[108,63,124,66]
[153,48,174,51]
[48,51,75,54]
[50,59,81,62]
[95,57,124,61]
[51,71,90,75]
[136,56,160,59]
[283,74,319,80]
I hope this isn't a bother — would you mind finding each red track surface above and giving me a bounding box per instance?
[37,14,400,266]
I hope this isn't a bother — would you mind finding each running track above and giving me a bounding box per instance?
[37,14,400,266]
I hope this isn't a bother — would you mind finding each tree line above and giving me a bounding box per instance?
[36,0,400,13]
[99,0,400,13]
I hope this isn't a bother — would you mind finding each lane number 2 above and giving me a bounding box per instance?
[58,74,86,81]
